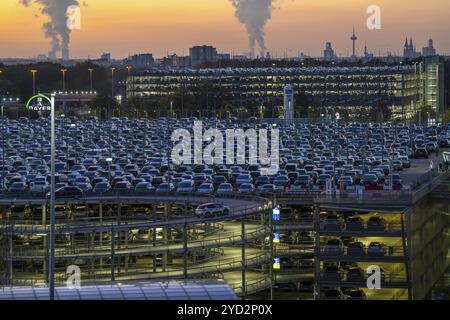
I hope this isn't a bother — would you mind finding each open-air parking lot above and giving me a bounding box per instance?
[0,115,448,300]
[0,116,448,201]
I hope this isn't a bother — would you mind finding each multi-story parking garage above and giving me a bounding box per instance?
[127,56,446,119]
[0,194,273,296]
[0,116,449,300]
[1,173,449,300]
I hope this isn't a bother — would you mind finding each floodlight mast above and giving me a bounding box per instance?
[26,94,56,300]
[49,94,56,300]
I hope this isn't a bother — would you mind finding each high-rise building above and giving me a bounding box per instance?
[189,45,218,66]
[160,54,191,68]
[125,54,154,68]
[422,39,437,57]
[323,42,335,61]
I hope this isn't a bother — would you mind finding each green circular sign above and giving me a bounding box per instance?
[25,94,52,111]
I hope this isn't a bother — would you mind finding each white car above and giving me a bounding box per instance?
[29,181,50,193]
[195,203,230,218]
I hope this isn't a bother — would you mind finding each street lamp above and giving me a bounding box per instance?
[111,67,116,119]
[25,93,56,300]
[30,70,38,95]
[1,105,5,191]
[111,67,116,100]
[88,68,94,92]
[126,66,133,100]
[61,69,67,113]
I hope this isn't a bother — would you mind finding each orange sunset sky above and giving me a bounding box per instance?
[0,0,449,59]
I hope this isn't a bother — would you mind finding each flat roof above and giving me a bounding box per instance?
[0,281,238,300]
[134,66,414,76]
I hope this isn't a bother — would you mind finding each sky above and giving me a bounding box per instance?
[0,0,449,59]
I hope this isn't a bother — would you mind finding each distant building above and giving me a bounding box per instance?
[100,53,111,61]
[363,42,374,60]
[350,27,358,59]
[125,54,154,68]
[422,39,437,57]
[128,60,446,120]
[189,45,218,66]
[36,54,49,61]
[323,42,335,61]
[403,38,421,59]
[233,55,249,61]
[217,53,231,61]
[160,54,191,68]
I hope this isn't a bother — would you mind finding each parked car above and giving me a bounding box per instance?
[367,242,387,256]
[345,216,364,231]
[195,203,230,218]
[177,180,195,193]
[322,214,342,231]
[134,182,155,193]
[346,267,366,284]
[156,183,175,193]
[323,238,344,256]
[55,186,83,198]
[323,288,344,300]
[347,241,366,256]
[29,181,50,193]
[367,216,386,231]
[217,183,234,195]
[346,289,367,300]
[197,183,214,194]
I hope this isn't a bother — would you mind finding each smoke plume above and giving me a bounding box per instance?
[229,0,273,59]
[20,0,80,60]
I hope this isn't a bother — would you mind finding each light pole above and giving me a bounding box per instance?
[143,110,147,166]
[30,70,38,120]
[61,69,67,114]
[88,68,94,92]
[49,94,56,301]
[25,93,56,300]
[30,70,38,95]
[1,105,5,191]
[0,71,3,191]
[111,67,116,119]
[126,66,132,100]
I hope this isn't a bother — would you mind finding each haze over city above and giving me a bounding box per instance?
[0,0,449,59]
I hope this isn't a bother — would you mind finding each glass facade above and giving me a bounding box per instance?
[126,62,445,120]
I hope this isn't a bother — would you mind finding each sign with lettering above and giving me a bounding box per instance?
[25,94,52,111]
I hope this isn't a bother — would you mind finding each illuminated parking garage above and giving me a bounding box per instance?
[0,175,449,300]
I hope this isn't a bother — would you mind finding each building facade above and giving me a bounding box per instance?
[404,38,421,59]
[126,59,446,120]
[323,42,335,61]
[422,39,437,57]
[125,54,155,68]
[189,45,218,66]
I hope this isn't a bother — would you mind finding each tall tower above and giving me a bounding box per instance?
[350,26,358,58]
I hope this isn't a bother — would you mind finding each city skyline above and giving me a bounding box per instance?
[0,0,449,59]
